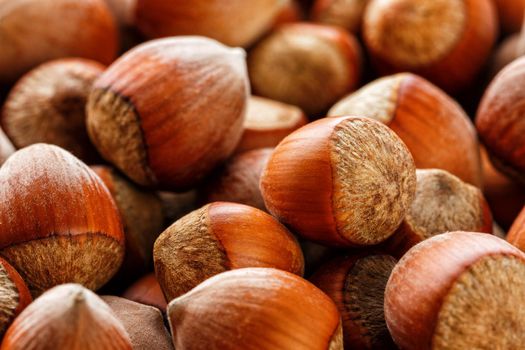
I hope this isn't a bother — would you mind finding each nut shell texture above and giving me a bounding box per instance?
[168,268,342,350]
[87,37,248,190]
[0,0,117,84]
[261,116,416,246]
[0,144,124,294]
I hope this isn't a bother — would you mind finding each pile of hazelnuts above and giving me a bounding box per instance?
[0,0,525,349]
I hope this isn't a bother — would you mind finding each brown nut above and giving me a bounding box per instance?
[311,253,397,350]
[122,273,167,311]
[199,148,273,211]
[0,0,117,84]
[0,257,31,337]
[477,56,525,185]
[0,128,14,166]
[494,0,525,34]
[385,232,525,349]
[363,0,498,93]
[236,96,307,154]
[382,169,493,258]
[91,165,164,284]
[168,268,343,350]
[135,0,290,47]
[260,116,416,247]
[1,284,132,349]
[0,144,124,295]
[154,202,304,301]
[249,23,362,116]
[87,37,249,190]
[311,0,370,33]
[329,73,482,187]
[1,58,105,163]
[507,206,525,251]
[102,296,173,350]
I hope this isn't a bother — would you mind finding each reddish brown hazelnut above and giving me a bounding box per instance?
[385,232,525,349]
[329,73,482,186]
[236,96,307,154]
[477,56,525,184]
[154,202,304,301]
[91,165,164,283]
[200,148,273,211]
[0,257,31,337]
[363,0,498,93]
[311,0,370,33]
[489,34,521,77]
[122,273,167,311]
[87,37,249,190]
[248,23,362,116]
[494,0,525,33]
[260,116,416,247]
[0,0,117,84]
[311,253,397,349]
[1,58,105,163]
[168,268,343,349]
[382,169,493,258]
[135,0,290,47]
[0,144,124,295]
[1,284,132,349]
[102,296,173,350]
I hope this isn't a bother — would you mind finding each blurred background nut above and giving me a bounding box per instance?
[0,128,14,166]
[311,0,370,33]
[122,273,167,311]
[0,0,117,85]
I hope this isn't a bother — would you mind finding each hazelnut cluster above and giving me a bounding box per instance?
[0,0,524,349]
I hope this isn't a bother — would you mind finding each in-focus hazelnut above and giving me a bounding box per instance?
[0,144,124,295]
[87,37,249,190]
[0,0,117,84]
[199,148,273,211]
[329,73,482,186]
[249,23,362,116]
[0,257,31,337]
[168,268,343,349]
[154,202,304,300]
[385,232,525,349]
[1,284,132,349]
[311,253,397,350]
[102,296,173,350]
[477,56,525,184]
[91,165,163,285]
[1,58,105,163]
[236,96,307,153]
[382,169,492,258]
[135,0,290,47]
[363,0,498,93]
[122,273,167,311]
[261,116,416,247]
[311,0,369,33]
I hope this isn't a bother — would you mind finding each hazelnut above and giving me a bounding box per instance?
[382,169,493,258]
[102,296,173,350]
[0,144,124,295]
[154,202,304,300]
[385,232,525,349]
[199,148,273,211]
[311,0,369,33]
[168,268,343,349]
[477,56,525,184]
[122,273,167,311]
[135,0,290,47]
[273,0,303,27]
[0,0,117,84]
[328,73,482,187]
[91,165,163,285]
[0,128,14,166]
[311,253,397,349]
[481,147,525,229]
[494,0,525,33]
[507,206,525,251]
[236,96,307,154]
[488,33,521,77]
[1,284,132,349]
[86,37,249,190]
[261,116,416,247]
[248,23,362,116]
[0,257,31,337]
[1,58,105,163]
[363,0,498,93]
